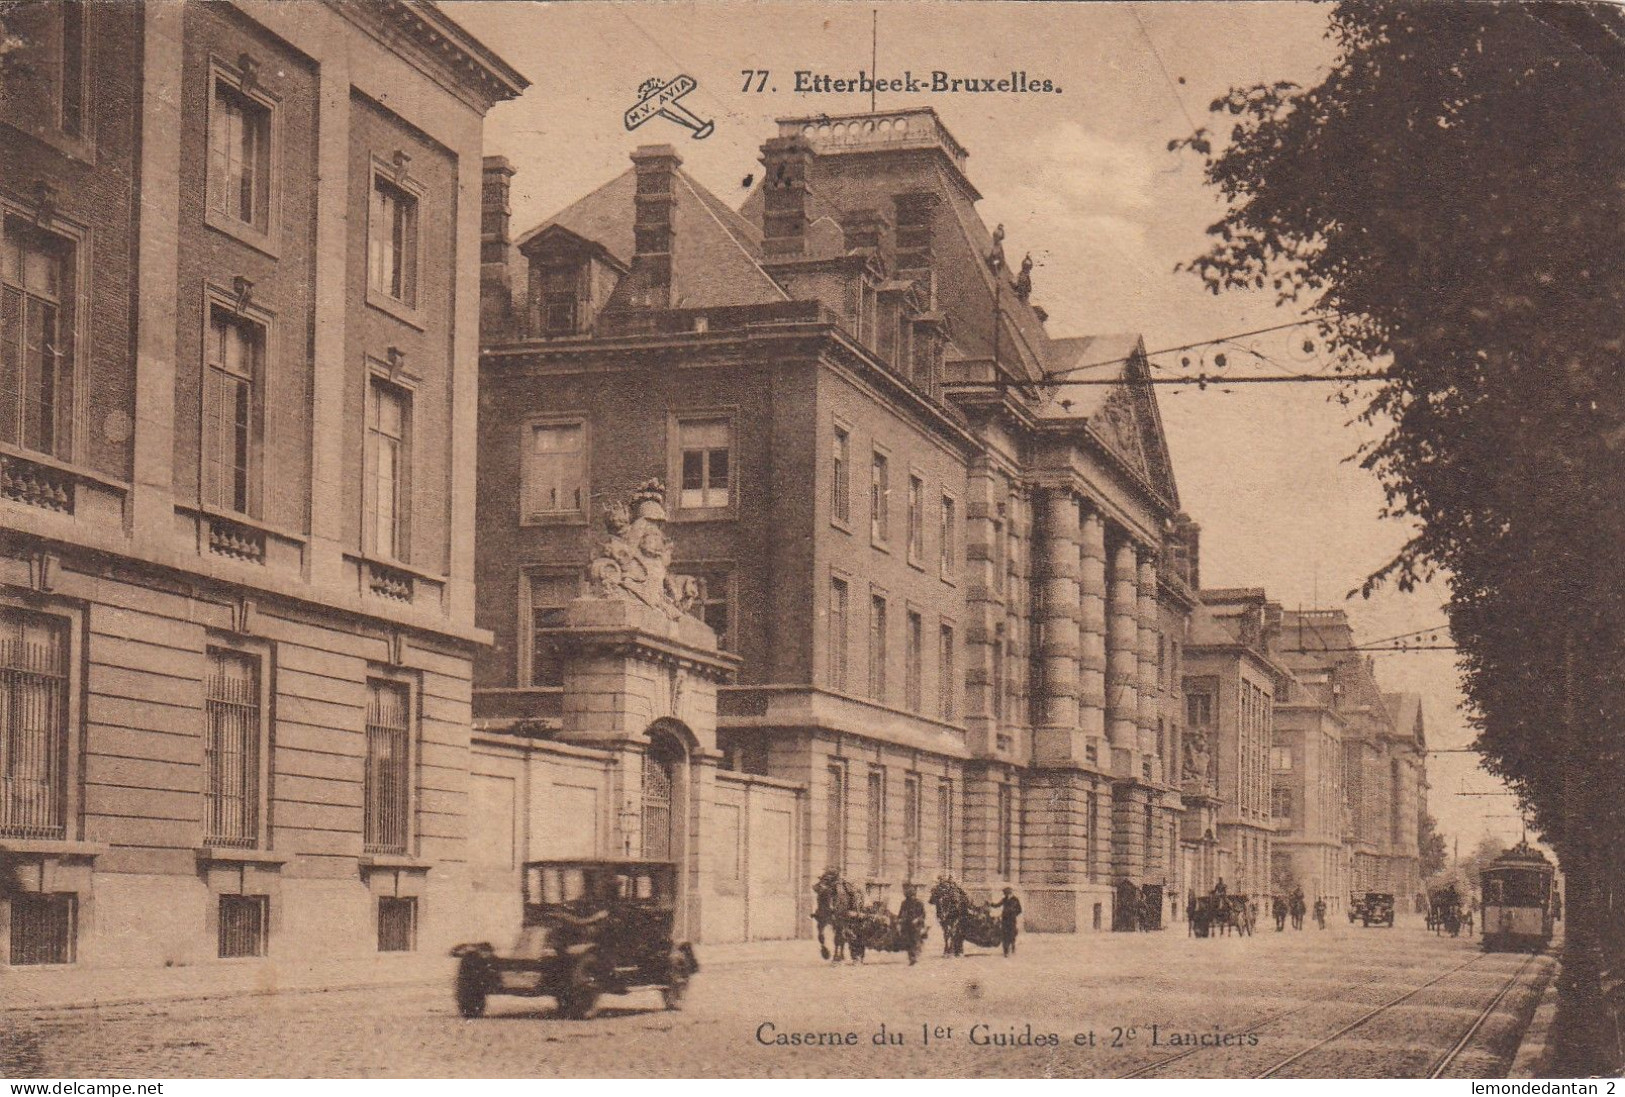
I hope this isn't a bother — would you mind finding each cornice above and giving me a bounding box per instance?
[328,0,528,114]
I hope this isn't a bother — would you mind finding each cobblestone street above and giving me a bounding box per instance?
[1,916,1552,1078]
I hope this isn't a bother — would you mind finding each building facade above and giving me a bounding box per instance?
[475,108,1201,938]
[1182,590,1283,897]
[0,1,523,972]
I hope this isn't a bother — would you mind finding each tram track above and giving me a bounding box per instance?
[1425,953,1544,1079]
[1254,951,1540,1079]
[1116,961,1429,1079]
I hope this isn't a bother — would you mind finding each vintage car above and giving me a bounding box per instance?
[450,859,698,1019]
[1353,891,1396,927]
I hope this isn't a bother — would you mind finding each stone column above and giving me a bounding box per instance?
[1034,490,1080,763]
[1137,552,1161,780]
[1106,538,1140,775]
[1078,509,1108,761]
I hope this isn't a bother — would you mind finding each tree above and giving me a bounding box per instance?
[1175,1,1625,1072]
[1417,810,1448,880]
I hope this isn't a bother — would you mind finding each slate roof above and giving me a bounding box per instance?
[516,167,786,309]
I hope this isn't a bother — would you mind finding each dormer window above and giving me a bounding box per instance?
[542,265,580,334]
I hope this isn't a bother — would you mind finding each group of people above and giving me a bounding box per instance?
[815,871,1023,964]
[1266,886,1327,931]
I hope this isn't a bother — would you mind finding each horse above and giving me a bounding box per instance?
[928,877,969,956]
[1290,891,1307,931]
[812,871,860,962]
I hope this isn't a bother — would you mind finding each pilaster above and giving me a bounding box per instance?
[1106,538,1139,775]
[1033,489,1081,765]
[1078,509,1107,764]
[1137,553,1161,781]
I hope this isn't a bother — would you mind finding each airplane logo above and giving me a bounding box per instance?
[626,75,715,140]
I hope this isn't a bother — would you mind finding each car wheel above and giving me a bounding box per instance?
[455,956,488,1019]
[559,954,602,1020]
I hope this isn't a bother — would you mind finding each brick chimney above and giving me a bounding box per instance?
[481,156,517,335]
[839,208,890,257]
[626,144,681,309]
[758,135,810,258]
[1171,512,1201,591]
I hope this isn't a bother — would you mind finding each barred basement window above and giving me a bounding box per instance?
[364,679,411,856]
[0,607,69,840]
[8,892,75,965]
[826,763,847,873]
[996,783,1014,879]
[903,776,921,880]
[865,768,884,878]
[218,894,268,958]
[204,649,260,848]
[377,896,417,953]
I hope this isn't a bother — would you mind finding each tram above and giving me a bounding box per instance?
[1480,840,1555,952]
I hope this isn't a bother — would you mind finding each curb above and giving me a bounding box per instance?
[0,969,446,1017]
[1509,955,1562,1078]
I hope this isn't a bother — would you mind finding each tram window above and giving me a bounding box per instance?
[1483,879,1504,905]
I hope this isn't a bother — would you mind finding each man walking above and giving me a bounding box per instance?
[899,884,927,965]
[991,886,1022,957]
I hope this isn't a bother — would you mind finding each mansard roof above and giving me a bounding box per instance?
[516,166,785,310]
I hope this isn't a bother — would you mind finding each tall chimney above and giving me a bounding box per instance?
[759,135,810,258]
[481,156,517,335]
[628,144,680,308]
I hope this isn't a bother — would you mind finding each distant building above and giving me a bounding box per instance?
[0,1,523,972]
[1276,609,1426,900]
[1183,590,1285,896]
[475,108,1201,938]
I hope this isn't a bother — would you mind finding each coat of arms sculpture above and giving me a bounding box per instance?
[587,479,701,620]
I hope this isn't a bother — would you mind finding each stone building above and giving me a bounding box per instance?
[475,108,1200,938]
[1275,609,1426,901]
[1182,590,1284,896]
[1269,657,1350,911]
[0,1,523,972]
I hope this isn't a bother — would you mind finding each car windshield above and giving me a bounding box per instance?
[536,867,588,905]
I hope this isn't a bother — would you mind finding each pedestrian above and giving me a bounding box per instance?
[899,884,927,965]
[1313,896,1327,930]
[1272,894,1287,932]
[991,886,1022,957]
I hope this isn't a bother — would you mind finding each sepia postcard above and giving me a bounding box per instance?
[0,0,1612,1082]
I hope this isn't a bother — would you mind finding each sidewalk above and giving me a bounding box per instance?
[0,939,817,1016]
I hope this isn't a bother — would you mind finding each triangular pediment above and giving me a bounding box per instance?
[1087,348,1179,506]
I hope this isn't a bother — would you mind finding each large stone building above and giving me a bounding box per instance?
[1182,590,1284,897]
[474,108,1202,939]
[1274,608,1426,904]
[0,1,523,972]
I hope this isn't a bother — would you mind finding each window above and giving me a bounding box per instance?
[0,607,69,839]
[1086,789,1099,882]
[369,175,418,307]
[526,571,579,687]
[826,764,846,872]
[542,266,579,334]
[991,639,1004,722]
[203,305,263,516]
[903,776,921,880]
[1271,746,1293,772]
[828,576,849,691]
[939,495,957,577]
[869,451,889,543]
[364,679,411,855]
[1157,634,1167,689]
[1186,692,1214,728]
[868,594,887,701]
[694,568,733,650]
[937,779,953,871]
[8,893,75,965]
[203,649,261,848]
[866,768,884,877]
[377,896,417,953]
[678,417,731,509]
[996,783,1014,879]
[1272,786,1293,821]
[906,475,924,563]
[2,1,88,142]
[1,216,76,460]
[367,378,411,561]
[992,519,1005,595]
[831,425,850,526]
[523,421,586,520]
[218,894,269,958]
[905,611,923,712]
[208,75,271,233]
[938,623,956,721]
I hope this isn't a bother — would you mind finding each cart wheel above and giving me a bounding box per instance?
[455,955,488,1019]
[558,954,602,1019]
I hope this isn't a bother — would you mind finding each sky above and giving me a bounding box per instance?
[446,1,1529,856]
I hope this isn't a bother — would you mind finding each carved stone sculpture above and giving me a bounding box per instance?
[1013,253,1033,302]
[1182,728,1212,785]
[587,480,700,620]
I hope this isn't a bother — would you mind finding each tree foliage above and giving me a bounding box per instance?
[1177,5,1625,1066]
[1417,809,1448,879]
